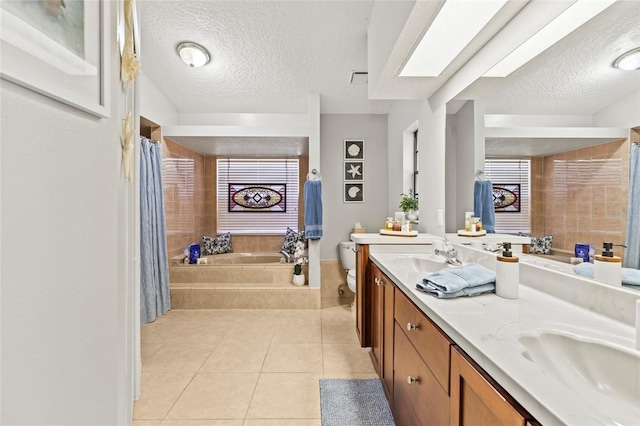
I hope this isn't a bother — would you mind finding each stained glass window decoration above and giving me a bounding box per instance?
[493,184,520,212]
[228,183,286,212]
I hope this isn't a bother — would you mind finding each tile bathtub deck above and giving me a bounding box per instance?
[133,304,376,426]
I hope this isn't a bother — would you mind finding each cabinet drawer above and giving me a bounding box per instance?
[451,346,527,426]
[394,322,450,426]
[395,287,452,394]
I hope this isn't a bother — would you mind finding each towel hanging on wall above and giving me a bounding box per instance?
[304,172,323,239]
[474,179,495,233]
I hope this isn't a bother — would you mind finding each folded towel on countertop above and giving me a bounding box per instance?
[574,262,640,288]
[416,281,495,299]
[418,263,496,295]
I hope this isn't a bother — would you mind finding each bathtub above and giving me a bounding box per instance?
[169,251,295,285]
[202,252,283,265]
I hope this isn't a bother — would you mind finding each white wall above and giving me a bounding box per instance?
[387,100,423,217]
[139,71,180,126]
[417,100,447,235]
[447,100,485,232]
[319,114,387,259]
[0,3,132,423]
[593,90,640,128]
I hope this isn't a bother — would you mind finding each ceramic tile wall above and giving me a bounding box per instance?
[163,138,205,259]
[530,157,545,236]
[541,139,629,256]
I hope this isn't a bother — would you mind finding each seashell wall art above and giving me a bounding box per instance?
[344,140,364,203]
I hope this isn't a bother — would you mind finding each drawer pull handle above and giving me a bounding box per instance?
[407,376,418,385]
[407,323,417,331]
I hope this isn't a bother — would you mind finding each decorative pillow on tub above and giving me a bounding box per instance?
[202,232,233,255]
[528,235,553,255]
[281,227,305,255]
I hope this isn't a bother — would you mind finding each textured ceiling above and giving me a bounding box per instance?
[138,0,640,156]
[138,0,390,114]
[460,0,640,115]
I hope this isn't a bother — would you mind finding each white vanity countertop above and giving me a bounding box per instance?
[370,251,639,426]
[350,232,530,245]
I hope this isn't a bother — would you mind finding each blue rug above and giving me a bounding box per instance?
[319,379,395,426]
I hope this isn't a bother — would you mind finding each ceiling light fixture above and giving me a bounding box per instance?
[484,0,617,77]
[400,0,509,77]
[613,48,640,70]
[176,42,210,68]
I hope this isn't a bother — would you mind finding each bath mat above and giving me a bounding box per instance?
[319,379,395,426]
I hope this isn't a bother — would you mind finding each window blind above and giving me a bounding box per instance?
[217,158,299,234]
[484,159,531,234]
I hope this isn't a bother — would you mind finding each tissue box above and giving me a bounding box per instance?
[352,228,366,233]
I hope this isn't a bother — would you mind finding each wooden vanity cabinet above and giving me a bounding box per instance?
[360,252,537,426]
[369,262,395,402]
[450,346,528,426]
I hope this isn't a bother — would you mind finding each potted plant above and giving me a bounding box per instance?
[399,189,419,220]
[292,241,308,286]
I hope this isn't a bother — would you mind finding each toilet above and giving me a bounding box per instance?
[339,241,357,293]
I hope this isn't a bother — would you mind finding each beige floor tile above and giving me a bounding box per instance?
[262,343,323,373]
[200,336,270,373]
[242,419,321,426]
[144,342,217,374]
[245,373,322,419]
[133,372,195,419]
[133,420,161,426]
[322,371,380,379]
[161,420,244,426]
[272,320,322,343]
[321,322,360,344]
[166,373,259,420]
[141,343,164,361]
[322,343,376,374]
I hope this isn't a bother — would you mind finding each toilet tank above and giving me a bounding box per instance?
[339,241,356,270]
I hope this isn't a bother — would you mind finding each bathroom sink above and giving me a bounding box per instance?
[392,255,448,274]
[499,322,640,425]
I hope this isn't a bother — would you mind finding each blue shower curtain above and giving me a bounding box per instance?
[624,143,639,269]
[140,137,170,323]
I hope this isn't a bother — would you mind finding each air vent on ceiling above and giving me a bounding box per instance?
[349,71,368,85]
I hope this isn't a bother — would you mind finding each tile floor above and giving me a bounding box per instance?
[133,304,377,426]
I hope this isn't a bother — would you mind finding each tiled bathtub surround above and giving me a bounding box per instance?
[536,139,629,256]
[163,138,205,259]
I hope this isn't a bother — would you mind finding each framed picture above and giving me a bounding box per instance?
[344,161,364,181]
[0,0,110,117]
[228,183,287,212]
[344,183,364,203]
[344,140,364,160]
[493,184,521,212]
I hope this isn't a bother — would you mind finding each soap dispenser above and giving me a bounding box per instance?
[496,242,519,299]
[593,242,622,286]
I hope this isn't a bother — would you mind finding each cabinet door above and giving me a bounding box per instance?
[370,264,383,373]
[450,346,526,426]
[355,244,370,347]
[382,274,395,403]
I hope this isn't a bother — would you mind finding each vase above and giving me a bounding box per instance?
[407,210,418,221]
[292,273,306,286]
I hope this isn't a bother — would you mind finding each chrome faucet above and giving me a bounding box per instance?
[279,249,293,263]
[434,242,463,266]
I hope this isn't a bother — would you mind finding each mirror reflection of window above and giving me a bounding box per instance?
[484,159,530,234]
